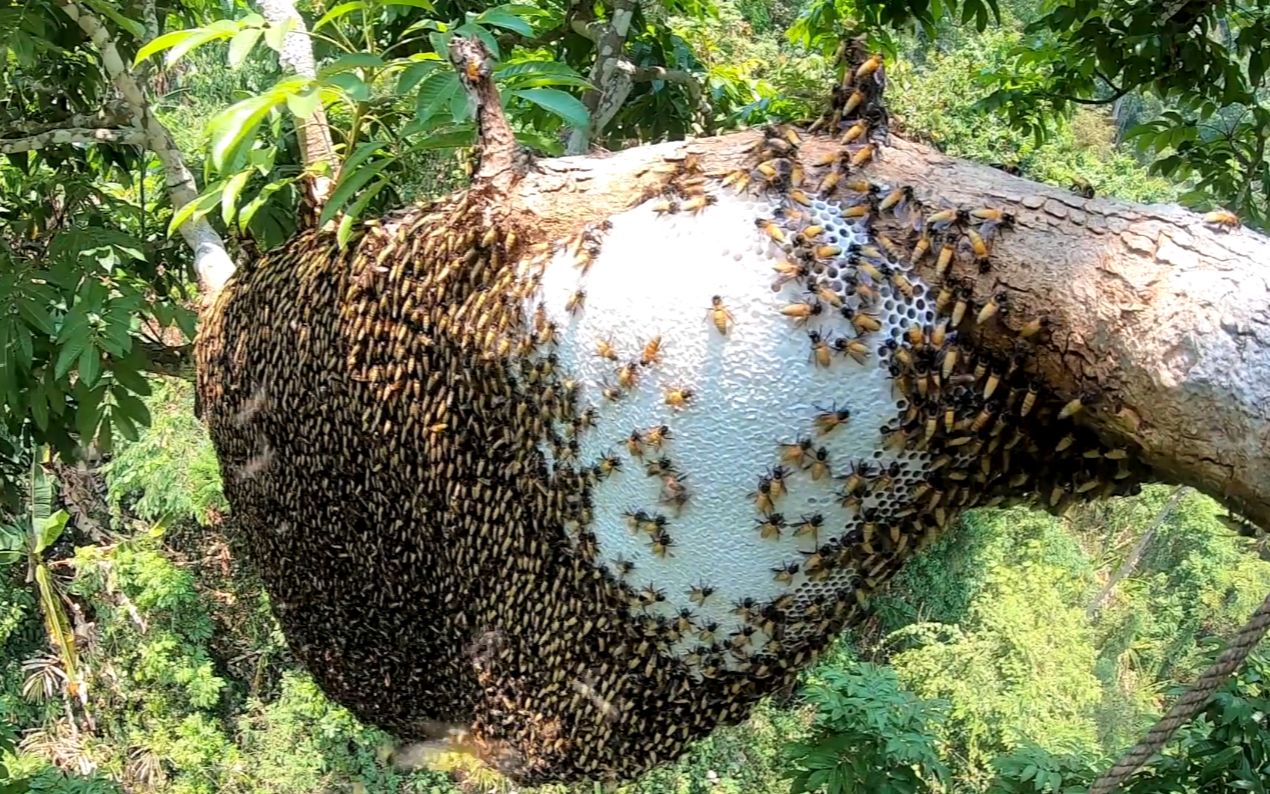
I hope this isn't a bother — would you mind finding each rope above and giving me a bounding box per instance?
[1088,590,1270,794]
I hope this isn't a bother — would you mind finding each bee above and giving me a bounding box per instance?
[650,530,675,558]
[855,53,883,81]
[577,406,598,430]
[848,144,875,168]
[1015,316,1051,343]
[971,207,1013,224]
[601,381,623,402]
[789,188,815,208]
[815,243,844,260]
[853,255,886,283]
[696,621,719,644]
[771,561,800,585]
[617,361,639,389]
[779,437,814,466]
[640,335,663,366]
[877,233,907,261]
[878,185,912,214]
[665,387,694,409]
[781,299,823,324]
[932,242,956,280]
[565,289,586,315]
[689,583,715,607]
[808,446,831,480]
[614,557,635,578]
[645,424,672,449]
[536,321,559,346]
[750,476,777,512]
[755,512,786,540]
[757,218,789,245]
[983,366,1002,400]
[1058,395,1087,420]
[708,295,734,335]
[773,259,811,286]
[768,465,790,498]
[833,336,870,364]
[841,306,882,334]
[966,227,990,268]
[638,583,666,607]
[810,281,846,310]
[595,337,618,361]
[951,288,970,327]
[976,291,1007,325]
[843,176,875,194]
[681,194,717,214]
[911,232,932,262]
[905,323,926,348]
[626,429,645,458]
[813,403,851,434]
[808,329,833,367]
[652,197,679,215]
[940,345,959,379]
[1055,433,1076,452]
[721,169,751,193]
[798,224,826,243]
[890,270,915,299]
[840,120,868,146]
[926,208,967,228]
[644,456,675,477]
[1203,209,1239,230]
[623,508,650,531]
[794,513,824,541]
[843,89,866,115]
[660,473,690,513]
[935,282,955,315]
[596,451,623,478]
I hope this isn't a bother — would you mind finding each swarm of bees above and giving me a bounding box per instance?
[196,35,1155,788]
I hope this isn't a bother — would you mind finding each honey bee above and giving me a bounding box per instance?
[855,54,883,80]
[966,228,990,269]
[644,456,675,477]
[798,224,826,242]
[771,561,800,585]
[926,208,967,228]
[911,232,932,262]
[652,198,679,215]
[809,446,831,480]
[1019,315,1051,340]
[906,323,925,348]
[841,306,882,334]
[626,429,645,458]
[1058,395,1086,420]
[623,508,650,531]
[983,366,1002,400]
[638,583,666,607]
[833,335,870,364]
[596,451,623,478]
[890,271,915,299]
[840,120,868,145]
[708,295,734,335]
[645,424,672,448]
[779,437,814,466]
[689,583,716,607]
[565,289,586,315]
[650,530,675,558]
[951,288,970,327]
[773,259,811,286]
[660,474,689,513]
[1019,381,1038,417]
[639,335,663,366]
[614,557,635,578]
[696,621,719,644]
[595,337,619,361]
[782,299,823,324]
[971,207,1013,224]
[976,291,1007,325]
[815,243,844,260]
[843,176,875,194]
[848,144,875,168]
[843,89,866,115]
[1055,433,1076,452]
[878,185,912,214]
[601,382,623,402]
[758,218,788,245]
[681,193,717,214]
[794,513,824,540]
[808,329,833,367]
[617,362,639,389]
[755,512,786,540]
[1203,209,1239,230]
[813,402,851,434]
[721,169,751,193]
[750,476,777,512]
[934,241,956,279]
[940,345,959,379]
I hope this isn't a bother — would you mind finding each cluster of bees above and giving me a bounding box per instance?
[194,40,1158,786]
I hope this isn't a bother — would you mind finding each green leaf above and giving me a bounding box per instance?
[384,0,436,11]
[32,510,68,555]
[513,88,588,127]
[168,188,222,236]
[207,92,286,172]
[314,1,368,31]
[228,27,264,69]
[16,298,56,336]
[336,178,388,248]
[78,345,101,389]
[318,156,395,226]
[326,72,373,102]
[285,87,323,119]
[415,71,460,121]
[319,52,386,76]
[495,60,592,90]
[54,334,88,379]
[263,16,295,51]
[82,0,146,39]
[397,60,439,94]
[221,169,253,225]
[475,5,533,35]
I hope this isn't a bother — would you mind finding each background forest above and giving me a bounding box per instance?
[2,0,1270,791]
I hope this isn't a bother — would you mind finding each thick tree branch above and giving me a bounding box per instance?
[507,131,1270,529]
[630,65,702,103]
[256,0,338,205]
[0,127,145,153]
[566,0,637,154]
[54,0,235,296]
[4,103,134,136]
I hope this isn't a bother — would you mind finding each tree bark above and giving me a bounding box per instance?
[0,127,145,153]
[256,0,338,204]
[501,131,1270,528]
[55,0,236,296]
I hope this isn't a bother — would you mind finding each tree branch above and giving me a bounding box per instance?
[256,0,338,206]
[54,0,235,296]
[3,103,134,136]
[629,65,702,103]
[0,127,145,153]
[566,0,637,154]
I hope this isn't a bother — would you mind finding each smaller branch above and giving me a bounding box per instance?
[451,37,522,194]
[567,0,637,155]
[257,0,338,206]
[0,127,145,154]
[1087,486,1188,619]
[3,104,134,136]
[629,66,702,103]
[569,18,602,41]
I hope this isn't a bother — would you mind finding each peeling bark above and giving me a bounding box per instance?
[0,127,145,153]
[55,0,235,296]
[256,0,338,204]
[504,130,1270,528]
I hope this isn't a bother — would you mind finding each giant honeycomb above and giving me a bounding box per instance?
[195,41,1148,783]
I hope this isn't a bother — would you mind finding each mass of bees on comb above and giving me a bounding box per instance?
[195,36,1152,784]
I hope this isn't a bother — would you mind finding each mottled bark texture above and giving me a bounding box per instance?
[508,131,1270,528]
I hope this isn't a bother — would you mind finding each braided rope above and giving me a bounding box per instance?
[1088,590,1270,794]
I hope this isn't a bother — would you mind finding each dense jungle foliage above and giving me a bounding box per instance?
[2,0,1270,791]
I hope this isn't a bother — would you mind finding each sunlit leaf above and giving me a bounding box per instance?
[207,92,286,172]
[221,170,253,225]
[228,27,264,69]
[513,88,588,128]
